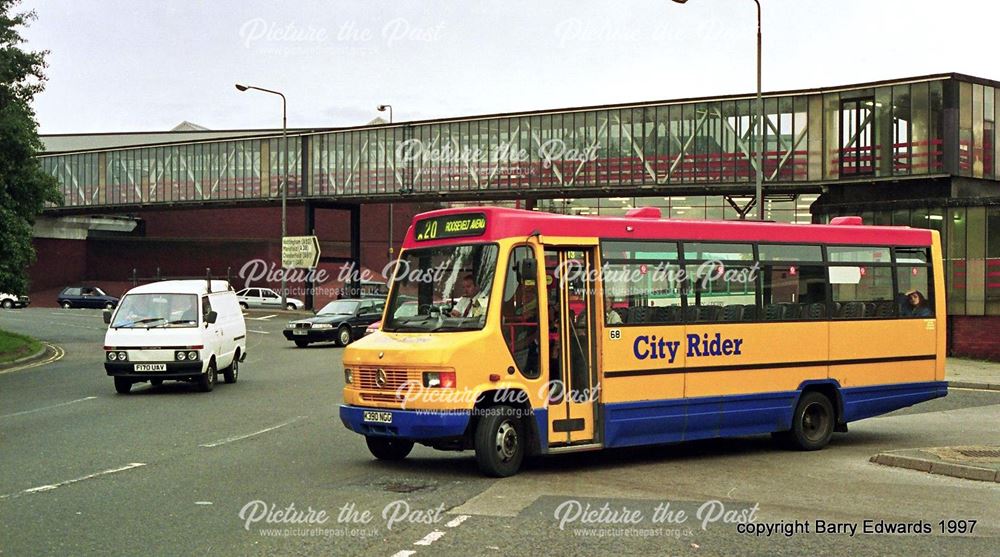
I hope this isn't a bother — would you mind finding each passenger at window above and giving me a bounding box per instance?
[904,290,931,317]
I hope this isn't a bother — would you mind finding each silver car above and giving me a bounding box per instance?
[235,287,304,310]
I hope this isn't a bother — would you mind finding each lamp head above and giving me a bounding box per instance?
[235,84,249,92]
[671,0,689,3]
[377,104,389,112]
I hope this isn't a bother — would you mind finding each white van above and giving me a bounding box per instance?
[103,280,246,394]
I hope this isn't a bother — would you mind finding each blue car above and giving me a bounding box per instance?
[57,286,119,309]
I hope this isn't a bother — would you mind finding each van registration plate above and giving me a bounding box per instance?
[363,411,392,424]
[134,364,167,372]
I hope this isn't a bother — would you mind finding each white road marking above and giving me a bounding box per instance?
[2,463,146,499]
[199,416,306,448]
[249,314,277,321]
[248,329,270,334]
[0,396,97,419]
[445,515,469,528]
[413,530,446,546]
[390,551,417,557]
[195,501,214,506]
[52,321,104,330]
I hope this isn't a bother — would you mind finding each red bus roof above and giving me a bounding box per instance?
[401,206,934,249]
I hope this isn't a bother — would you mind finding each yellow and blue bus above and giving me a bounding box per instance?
[340,207,946,476]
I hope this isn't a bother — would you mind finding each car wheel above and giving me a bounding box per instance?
[286,302,296,311]
[223,352,239,384]
[61,301,72,309]
[294,340,310,348]
[114,377,132,394]
[196,361,216,392]
[337,325,352,347]
[474,406,525,477]
[150,379,163,386]
[239,302,249,310]
[365,436,414,460]
[104,302,115,310]
[1,299,13,309]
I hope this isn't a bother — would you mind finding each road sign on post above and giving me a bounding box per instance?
[282,236,321,268]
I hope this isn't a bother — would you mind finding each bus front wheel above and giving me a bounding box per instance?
[366,436,413,460]
[474,407,525,477]
[783,391,835,451]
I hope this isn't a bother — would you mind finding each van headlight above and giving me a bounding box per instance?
[107,351,117,361]
[117,351,128,361]
[175,351,187,361]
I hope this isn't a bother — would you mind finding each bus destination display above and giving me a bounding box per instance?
[415,213,487,241]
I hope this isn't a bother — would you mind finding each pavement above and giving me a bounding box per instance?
[947,358,1000,391]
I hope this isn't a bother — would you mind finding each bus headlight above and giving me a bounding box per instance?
[344,368,353,384]
[423,371,456,388]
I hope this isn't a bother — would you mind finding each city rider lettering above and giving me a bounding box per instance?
[633,333,743,362]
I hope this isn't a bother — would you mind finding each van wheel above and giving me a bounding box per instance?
[239,302,249,310]
[114,377,132,394]
[474,406,525,477]
[337,325,352,346]
[787,392,835,450]
[61,301,72,309]
[223,354,239,384]
[197,362,216,392]
[366,437,414,460]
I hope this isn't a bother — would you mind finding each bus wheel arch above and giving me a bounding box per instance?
[780,385,840,450]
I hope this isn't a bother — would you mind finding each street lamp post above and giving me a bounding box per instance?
[236,83,289,308]
[671,0,764,220]
[378,104,395,260]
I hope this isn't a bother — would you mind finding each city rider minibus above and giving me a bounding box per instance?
[340,207,946,476]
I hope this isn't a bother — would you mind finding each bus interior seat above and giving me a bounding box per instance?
[839,301,866,318]
[697,305,721,322]
[875,300,895,318]
[804,302,827,319]
[780,303,801,319]
[720,304,743,322]
[627,306,652,324]
[652,305,680,323]
[741,304,758,321]
[763,304,784,321]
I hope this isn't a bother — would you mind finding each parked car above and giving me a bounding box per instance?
[235,287,304,310]
[0,292,30,309]
[103,280,246,394]
[283,299,384,348]
[364,300,418,336]
[58,286,118,309]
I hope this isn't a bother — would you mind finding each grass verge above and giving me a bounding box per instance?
[0,329,44,365]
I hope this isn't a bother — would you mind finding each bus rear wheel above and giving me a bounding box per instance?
[784,392,835,451]
[474,407,525,477]
[366,437,413,460]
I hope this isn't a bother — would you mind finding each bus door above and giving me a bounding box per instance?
[544,247,599,446]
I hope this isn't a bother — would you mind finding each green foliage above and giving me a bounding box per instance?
[0,0,62,295]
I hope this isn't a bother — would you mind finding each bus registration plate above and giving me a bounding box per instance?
[363,411,393,424]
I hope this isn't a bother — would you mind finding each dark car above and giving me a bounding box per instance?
[282,299,384,348]
[57,286,119,309]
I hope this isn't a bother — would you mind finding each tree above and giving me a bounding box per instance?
[0,0,61,295]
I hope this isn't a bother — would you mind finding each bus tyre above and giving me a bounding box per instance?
[366,436,414,460]
[114,377,132,394]
[789,392,835,451]
[197,362,216,392]
[474,407,525,477]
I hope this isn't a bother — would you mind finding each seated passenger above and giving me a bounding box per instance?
[905,290,932,317]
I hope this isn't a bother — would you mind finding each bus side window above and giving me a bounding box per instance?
[501,246,541,379]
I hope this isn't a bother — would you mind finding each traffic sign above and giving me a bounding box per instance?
[282,236,321,269]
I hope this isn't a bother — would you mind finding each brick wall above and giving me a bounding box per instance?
[949,316,1000,361]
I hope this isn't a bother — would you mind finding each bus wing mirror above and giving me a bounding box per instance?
[518,258,537,282]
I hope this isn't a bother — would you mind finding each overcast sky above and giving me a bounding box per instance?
[19,0,1000,134]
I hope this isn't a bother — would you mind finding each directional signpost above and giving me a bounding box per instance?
[282,236,321,269]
